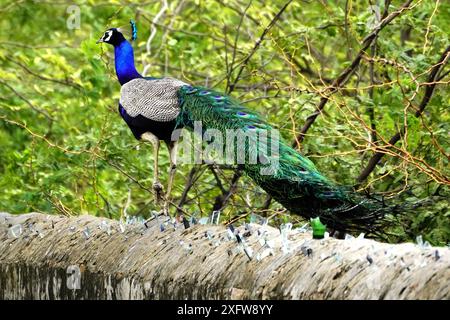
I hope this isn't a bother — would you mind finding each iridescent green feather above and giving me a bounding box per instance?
[176,86,387,233]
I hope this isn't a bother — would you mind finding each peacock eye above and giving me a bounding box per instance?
[103,30,113,42]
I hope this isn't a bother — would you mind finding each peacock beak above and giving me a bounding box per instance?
[96,38,104,44]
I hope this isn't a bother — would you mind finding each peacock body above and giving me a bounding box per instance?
[119,77,187,141]
[98,25,387,234]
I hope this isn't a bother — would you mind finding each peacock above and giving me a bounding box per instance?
[97,22,390,234]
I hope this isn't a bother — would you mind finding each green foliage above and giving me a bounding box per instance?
[0,0,448,244]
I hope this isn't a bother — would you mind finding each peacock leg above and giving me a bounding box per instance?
[141,132,164,204]
[163,140,178,216]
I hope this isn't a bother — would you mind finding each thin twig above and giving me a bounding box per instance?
[0,80,54,122]
[294,0,415,145]
[357,45,450,182]
[227,0,293,93]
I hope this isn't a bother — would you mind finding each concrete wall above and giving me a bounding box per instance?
[0,212,448,299]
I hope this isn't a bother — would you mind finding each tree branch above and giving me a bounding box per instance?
[357,45,450,182]
[227,0,293,93]
[0,80,54,122]
[6,57,82,90]
[294,0,414,146]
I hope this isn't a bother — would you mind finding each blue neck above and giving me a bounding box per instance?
[114,40,142,85]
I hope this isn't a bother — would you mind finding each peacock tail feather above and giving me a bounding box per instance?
[176,85,387,234]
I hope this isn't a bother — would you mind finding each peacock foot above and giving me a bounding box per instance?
[144,210,168,228]
[152,180,164,203]
[162,202,170,216]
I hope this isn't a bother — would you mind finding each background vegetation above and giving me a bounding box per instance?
[0,0,448,244]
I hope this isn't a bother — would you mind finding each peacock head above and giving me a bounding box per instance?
[97,21,137,46]
[96,28,125,46]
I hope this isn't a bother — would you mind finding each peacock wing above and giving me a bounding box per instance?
[120,77,188,122]
[176,86,266,130]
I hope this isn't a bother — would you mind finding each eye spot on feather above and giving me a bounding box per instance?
[237,111,247,116]
[213,95,224,101]
[199,90,210,96]
[246,125,256,130]
[184,86,197,94]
